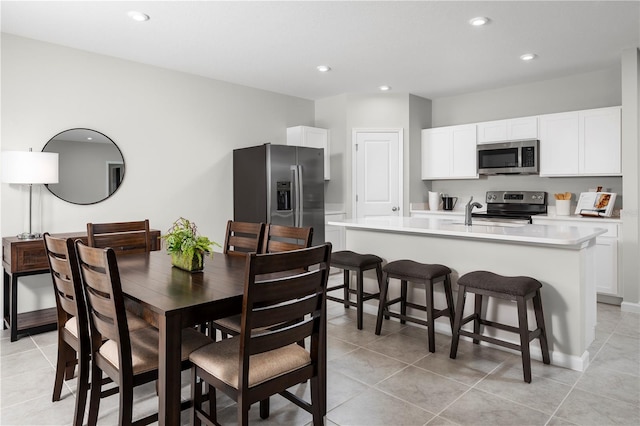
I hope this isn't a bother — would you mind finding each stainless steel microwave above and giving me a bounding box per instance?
[477,140,539,175]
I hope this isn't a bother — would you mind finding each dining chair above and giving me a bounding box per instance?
[189,243,331,426]
[261,224,314,253]
[86,219,151,255]
[44,233,90,426]
[222,220,265,256]
[75,241,211,426]
[213,224,314,339]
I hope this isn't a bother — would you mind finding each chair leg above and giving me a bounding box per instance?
[533,290,551,365]
[426,280,436,353]
[52,339,70,402]
[119,379,134,426]
[443,275,456,331]
[87,363,102,426]
[400,280,407,324]
[356,270,364,330]
[375,263,389,320]
[342,269,350,308]
[238,396,250,426]
[375,272,389,335]
[259,398,270,419]
[473,293,483,344]
[310,376,323,425]
[191,369,201,426]
[517,296,532,383]
[73,348,89,426]
[449,285,466,359]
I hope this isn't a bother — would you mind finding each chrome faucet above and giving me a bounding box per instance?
[465,196,483,226]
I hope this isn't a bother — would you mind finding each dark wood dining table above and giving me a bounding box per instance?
[116,250,247,425]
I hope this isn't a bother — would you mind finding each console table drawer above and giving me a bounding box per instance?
[14,244,48,272]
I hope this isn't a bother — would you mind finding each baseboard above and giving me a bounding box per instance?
[621,300,640,313]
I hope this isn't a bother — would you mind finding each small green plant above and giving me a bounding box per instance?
[162,217,220,271]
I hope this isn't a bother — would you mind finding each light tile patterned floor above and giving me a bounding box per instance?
[1,297,638,425]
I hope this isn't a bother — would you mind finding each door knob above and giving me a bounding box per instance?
[392,206,399,212]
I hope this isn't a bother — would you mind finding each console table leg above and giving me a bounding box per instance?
[10,273,18,342]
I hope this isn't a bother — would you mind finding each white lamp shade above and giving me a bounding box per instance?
[2,151,59,184]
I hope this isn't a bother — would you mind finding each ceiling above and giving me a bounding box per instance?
[2,1,639,101]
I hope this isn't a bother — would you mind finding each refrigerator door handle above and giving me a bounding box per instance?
[297,165,304,227]
[291,165,301,226]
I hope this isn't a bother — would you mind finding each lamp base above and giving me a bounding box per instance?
[17,232,42,240]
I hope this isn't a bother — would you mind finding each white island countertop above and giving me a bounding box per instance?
[328,216,607,248]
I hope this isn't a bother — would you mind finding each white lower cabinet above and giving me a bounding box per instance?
[325,213,346,252]
[532,217,620,296]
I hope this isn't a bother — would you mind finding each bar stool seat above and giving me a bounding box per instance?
[375,260,455,353]
[326,250,383,330]
[449,270,550,383]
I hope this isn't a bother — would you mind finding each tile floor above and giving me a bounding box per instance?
[1,295,639,425]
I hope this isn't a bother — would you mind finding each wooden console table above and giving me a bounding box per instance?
[2,230,161,341]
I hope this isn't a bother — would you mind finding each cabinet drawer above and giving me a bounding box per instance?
[15,244,48,272]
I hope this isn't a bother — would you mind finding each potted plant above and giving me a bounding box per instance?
[162,217,220,272]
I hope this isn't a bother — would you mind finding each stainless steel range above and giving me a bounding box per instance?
[472,191,547,224]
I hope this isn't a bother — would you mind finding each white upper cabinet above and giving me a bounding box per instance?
[539,106,621,177]
[422,124,477,180]
[287,126,330,180]
[477,116,538,144]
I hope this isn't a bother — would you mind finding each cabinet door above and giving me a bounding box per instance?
[451,125,478,178]
[508,117,538,140]
[477,120,507,144]
[595,237,618,295]
[287,126,330,180]
[421,128,452,179]
[581,107,621,175]
[539,112,580,176]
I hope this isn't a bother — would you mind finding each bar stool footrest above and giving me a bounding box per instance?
[458,329,522,352]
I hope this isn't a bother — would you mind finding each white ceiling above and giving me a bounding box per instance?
[2,1,639,101]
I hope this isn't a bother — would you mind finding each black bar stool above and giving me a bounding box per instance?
[326,250,383,330]
[449,270,550,383]
[375,260,455,352]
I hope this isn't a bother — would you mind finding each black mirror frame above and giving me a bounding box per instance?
[42,128,126,205]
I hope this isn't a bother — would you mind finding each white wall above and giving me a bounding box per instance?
[1,34,314,312]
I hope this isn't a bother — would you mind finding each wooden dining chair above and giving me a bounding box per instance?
[189,243,331,426]
[261,224,314,254]
[213,224,314,339]
[75,241,211,426]
[86,219,151,255]
[222,220,265,256]
[44,233,90,426]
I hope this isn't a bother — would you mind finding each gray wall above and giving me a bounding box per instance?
[1,34,315,312]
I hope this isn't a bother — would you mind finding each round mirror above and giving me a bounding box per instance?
[42,128,125,205]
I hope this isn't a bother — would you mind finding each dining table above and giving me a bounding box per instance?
[116,250,247,425]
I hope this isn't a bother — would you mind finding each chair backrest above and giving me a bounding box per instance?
[238,243,331,388]
[261,224,313,254]
[43,233,88,337]
[223,220,265,256]
[75,240,133,373]
[86,219,151,256]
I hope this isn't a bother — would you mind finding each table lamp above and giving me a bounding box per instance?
[2,148,59,239]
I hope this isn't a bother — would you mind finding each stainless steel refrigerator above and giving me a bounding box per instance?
[233,143,325,246]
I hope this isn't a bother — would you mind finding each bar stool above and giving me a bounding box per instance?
[449,271,550,383]
[326,250,383,330]
[375,260,455,353]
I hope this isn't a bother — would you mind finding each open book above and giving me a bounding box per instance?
[574,192,616,217]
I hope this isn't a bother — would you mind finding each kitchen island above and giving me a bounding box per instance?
[328,216,607,371]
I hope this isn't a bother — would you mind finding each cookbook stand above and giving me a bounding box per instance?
[575,192,616,217]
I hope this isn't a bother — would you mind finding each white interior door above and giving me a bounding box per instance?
[353,129,403,218]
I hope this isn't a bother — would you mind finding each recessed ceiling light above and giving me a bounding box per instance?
[379,85,391,91]
[316,65,331,73]
[520,53,537,61]
[87,137,93,141]
[127,11,150,22]
[469,17,490,26]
